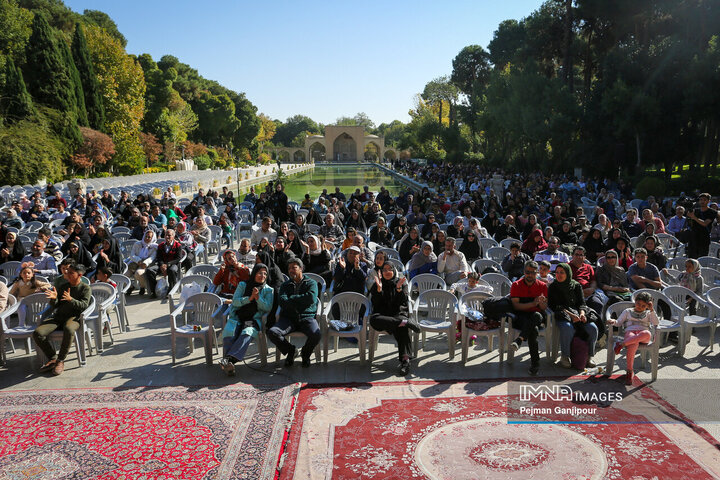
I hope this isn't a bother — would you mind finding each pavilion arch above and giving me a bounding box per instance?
[293,150,306,162]
[364,141,381,162]
[277,150,290,163]
[333,132,358,162]
[384,149,397,161]
[309,142,326,162]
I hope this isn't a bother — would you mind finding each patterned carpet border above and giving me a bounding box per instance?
[0,383,300,480]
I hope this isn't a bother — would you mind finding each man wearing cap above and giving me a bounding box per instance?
[268,258,321,368]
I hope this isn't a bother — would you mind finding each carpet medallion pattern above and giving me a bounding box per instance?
[0,385,298,480]
[280,379,720,479]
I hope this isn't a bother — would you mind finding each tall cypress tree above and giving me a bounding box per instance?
[1,57,36,122]
[24,14,76,114]
[72,23,105,131]
[60,37,88,126]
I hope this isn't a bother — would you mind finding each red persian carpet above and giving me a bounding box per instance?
[279,377,720,479]
[0,384,298,480]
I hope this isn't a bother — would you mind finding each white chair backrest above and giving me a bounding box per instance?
[486,246,510,262]
[326,292,370,325]
[698,256,720,269]
[479,237,498,253]
[481,272,513,296]
[604,301,635,323]
[418,289,457,319]
[500,238,522,250]
[410,273,446,294]
[472,259,501,274]
[184,292,222,326]
[91,283,117,311]
[186,264,220,278]
[19,292,50,326]
[459,290,494,314]
[304,272,327,294]
[110,274,131,293]
[376,248,401,261]
[667,256,688,270]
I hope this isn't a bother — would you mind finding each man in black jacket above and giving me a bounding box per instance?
[267,258,321,368]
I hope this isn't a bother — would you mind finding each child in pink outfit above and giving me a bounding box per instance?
[607,291,659,385]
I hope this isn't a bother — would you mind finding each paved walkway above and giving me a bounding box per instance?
[2,293,719,440]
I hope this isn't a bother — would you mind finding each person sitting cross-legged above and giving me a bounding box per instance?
[219,263,274,376]
[32,263,92,376]
[267,258,321,368]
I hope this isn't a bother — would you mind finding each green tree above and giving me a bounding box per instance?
[0,56,35,122]
[84,24,146,174]
[24,14,77,114]
[274,114,320,147]
[336,112,376,131]
[59,36,87,126]
[451,45,491,95]
[82,9,126,47]
[421,76,458,126]
[192,91,239,145]
[0,0,33,62]
[72,23,104,130]
[0,117,63,184]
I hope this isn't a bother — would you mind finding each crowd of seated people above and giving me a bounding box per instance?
[1,163,718,380]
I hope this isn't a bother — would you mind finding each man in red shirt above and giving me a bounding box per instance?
[569,246,605,335]
[510,260,548,376]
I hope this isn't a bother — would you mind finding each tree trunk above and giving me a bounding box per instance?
[583,28,594,99]
[562,0,574,90]
[635,131,642,168]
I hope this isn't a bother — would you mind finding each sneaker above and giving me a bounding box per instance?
[284,345,296,367]
[39,359,57,373]
[528,364,539,376]
[301,356,311,368]
[625,371,634,386]
[613,341,623,356]
[127,286,135,296]
[586,359,597,368]
[406,318,421,333]
[509,339,520,353]
[219,358,235,376]
[399,358,410,376]
[139,288,145,296]
[52,360,64,376]
[558,356,572,369]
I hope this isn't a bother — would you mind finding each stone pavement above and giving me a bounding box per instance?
[2,293,719,440]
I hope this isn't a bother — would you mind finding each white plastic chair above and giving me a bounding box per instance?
[605,301,659,381]
[413,289,458,361]
[273,305,323,364]
[408,274,446,312]
[304,272,328,313]
[0,261,21,281]
[35,296,95,368]
[663,285,715,353]
[667,256,688,270]
[480,272,513,297]
[86,283,117,353]
[459,291,501,364]
[186,264,220,278]
[323,292,371,364]
[0,295,21,365]
[167,274,215,314]
[472,259,502,274]
[170,292,223,365]
[631,289,685,355]
[703,287,720,351]
[486,246,510,264]
[110,274,131,331]
[499,238,522,250]
[698,256,720,269]
[478,237,498,255]
[376,248,401,261]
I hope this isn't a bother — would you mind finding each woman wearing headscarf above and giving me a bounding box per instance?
[557,221,578,246]
[345,209,367,233]
[176,221,197,271]
[62,223,91,253]
[678,258,703,315]
[398,227,422,264]
[643,235,667,271]
[286,229,305,258]
[432,230,447,256]
[613,237,634,271]
[219,263,274,376]
[292,214,307,240]
[66,240,97,272]
[521,229,548,257]
[481,210,501,238]
[549,263,599,369]
[634,222,656,249]
[0,231,26,263]
[369,217,394,248]
[369,263,420,376]
[95,237,123,274]
[459,230,481,262]
[407,241,438,279]
[365,250,388,291]
[302,234,332,283]
[581,226,606,264]
[595,249,632,307]
[392,215,409,242]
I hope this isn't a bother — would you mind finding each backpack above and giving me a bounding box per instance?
[571,336,589,370]
[481,296,514,320]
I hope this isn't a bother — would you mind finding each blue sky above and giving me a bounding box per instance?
[63,0,543,125]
